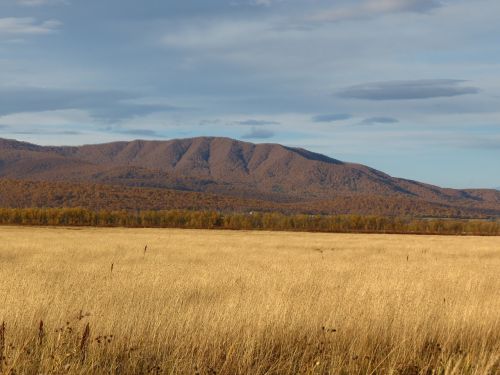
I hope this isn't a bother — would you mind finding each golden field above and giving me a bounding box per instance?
[0,227,499,374]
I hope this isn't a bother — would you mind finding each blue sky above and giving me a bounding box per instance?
[0,0,499,189]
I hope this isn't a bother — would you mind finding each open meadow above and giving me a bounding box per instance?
[0,227,499,374]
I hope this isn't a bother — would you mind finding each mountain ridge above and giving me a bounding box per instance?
[1,136,499,217]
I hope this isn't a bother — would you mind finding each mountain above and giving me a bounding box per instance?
[1,137,499,217]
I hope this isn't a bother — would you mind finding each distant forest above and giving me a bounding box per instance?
[1,179,499,219]
[0,208,499,236]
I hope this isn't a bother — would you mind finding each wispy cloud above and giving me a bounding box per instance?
[234,119,280,126]
[0,109,94,128]
[450,135,500,150]
[361,116,399,125]
[16,0,67,6]
[310,0,443,22]
[312,114,352,123]
[338,80,479,100]
[248,0,278,6]
[242,127,275,139]
[11,129,81,135]
[0,17,61,35]
[161,20,266,50]
[116,129,166,138]
[0,87,182,121]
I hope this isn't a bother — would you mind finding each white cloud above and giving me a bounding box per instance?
[16,0,67,6]
[0,17,61,35]
[363,0,442,13]
[242,127,275,139]
[310,0,442,22]
[0,109,94,127]
[162,20,267,50]
[248,0,278,6]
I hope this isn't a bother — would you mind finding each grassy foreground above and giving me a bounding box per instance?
[0,227,499,374]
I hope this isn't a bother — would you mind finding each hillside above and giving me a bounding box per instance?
[2,179,499,218]
[1,137,499,217]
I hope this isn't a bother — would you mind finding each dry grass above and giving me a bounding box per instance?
[0,227,499,374]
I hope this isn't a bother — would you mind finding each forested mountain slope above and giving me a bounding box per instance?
[1,137,499,217]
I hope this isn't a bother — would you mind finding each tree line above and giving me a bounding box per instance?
[2,179,499,219]
[0,207,499,235]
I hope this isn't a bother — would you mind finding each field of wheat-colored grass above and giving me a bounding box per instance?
[0,227,499,374]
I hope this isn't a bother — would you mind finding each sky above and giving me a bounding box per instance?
[0,0,499,189]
